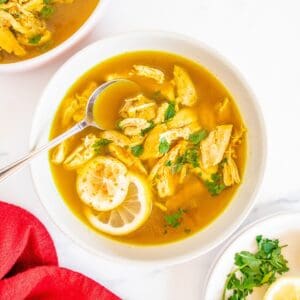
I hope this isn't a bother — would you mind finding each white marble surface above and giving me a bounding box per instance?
[1,0,300,299]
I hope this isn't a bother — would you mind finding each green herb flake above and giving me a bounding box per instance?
[0,0,9,4]
[164,208,185,228]
[43,0,52,4]
[92,138,112,154]
[188,129,208,145]
[141,120,155,136]
[165,160,172,167]
[28,35,42,45]
[131,144,144,157]
[205,173,226,196]
[184,148,199,168]
[40,5,55,18]
[223,235,289,300]
[171,148,200,174]
[159,138,170,154]
[164,102,176,121]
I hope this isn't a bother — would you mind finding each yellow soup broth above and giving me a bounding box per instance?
[49,51,247,246]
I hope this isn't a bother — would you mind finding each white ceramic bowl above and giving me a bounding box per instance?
[30,31,267,266]
[0,0,109,73]
[204,212,300,300]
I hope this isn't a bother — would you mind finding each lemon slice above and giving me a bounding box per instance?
[76,156,129,211]
[264,277,300,300]
[84,173,152,236]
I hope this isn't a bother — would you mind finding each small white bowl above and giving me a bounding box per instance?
[204,212,300,300]
[0,0,109,73]
[30,31,267,267]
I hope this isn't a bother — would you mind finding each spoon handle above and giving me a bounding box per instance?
[0,120,88,183]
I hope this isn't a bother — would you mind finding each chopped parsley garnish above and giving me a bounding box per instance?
[131,144,144,157]
[141,120,155,135]
[183,148,199,168]
[188,129,208,145]
[28,35,42,45]
[0,0,9,4]
[159,138,170,154]
[164,208,186,228]
[164,102,176,121]
[205,173,226,196]
[223,235,289,300]
[43,0,52,4]
[92,138,112,154]
[165,160,172,167]
[40,5,55,18]
[170,148,200,174]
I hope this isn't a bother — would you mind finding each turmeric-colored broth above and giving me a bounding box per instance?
[0,0,99,64]
[49,51,247,245]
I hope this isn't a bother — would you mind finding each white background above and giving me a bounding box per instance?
[1,0,300,299]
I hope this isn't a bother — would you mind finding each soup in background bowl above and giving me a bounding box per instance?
[30,32,266,265]
[0,0,108,72]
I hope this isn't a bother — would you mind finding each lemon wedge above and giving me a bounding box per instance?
[76,156,129,211]
[84,172,152,236]
[264,277,300,300]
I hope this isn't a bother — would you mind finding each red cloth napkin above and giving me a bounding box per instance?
[0,201,120,300]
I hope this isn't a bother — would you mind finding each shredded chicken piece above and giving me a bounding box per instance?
[108,144,147,174]
[179,164,188,184]
[154,102,169,124]
[101,130,130,147]
[173,65,197,107]
[160,122,201,145]
[149,141,187,198]
[200,125,233,169]
[131,65,165,84]
[216,97,230,114]
[129,135,146,147]
[119,94,157,120]
[104,72,129,81]
[63,134,98,170]
[154,201,167,212]
[167,108,198,129]
[0,26,26,56]
[62,82,97,127]
[223,147,240,187]
[119,118,151,136]
[51,139,71,165]
[231,126,247,147]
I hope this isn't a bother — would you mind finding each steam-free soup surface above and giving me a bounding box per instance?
[50,51,247,245]
[0,0,99,64]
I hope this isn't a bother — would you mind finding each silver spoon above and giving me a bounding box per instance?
[0,79,139,183]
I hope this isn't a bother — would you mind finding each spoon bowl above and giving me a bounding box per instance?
[0,79,139,182]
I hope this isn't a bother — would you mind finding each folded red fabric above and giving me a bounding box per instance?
[0,201,120,300]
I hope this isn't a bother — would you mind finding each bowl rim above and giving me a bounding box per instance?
[0,0,109,73]
[29,30,267,267]
[202,211,300,299]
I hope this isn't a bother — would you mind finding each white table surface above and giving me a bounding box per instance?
[1,0,300,299]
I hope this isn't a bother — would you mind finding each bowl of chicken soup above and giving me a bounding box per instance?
[0,0,109,73]
[30,31,266,266]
